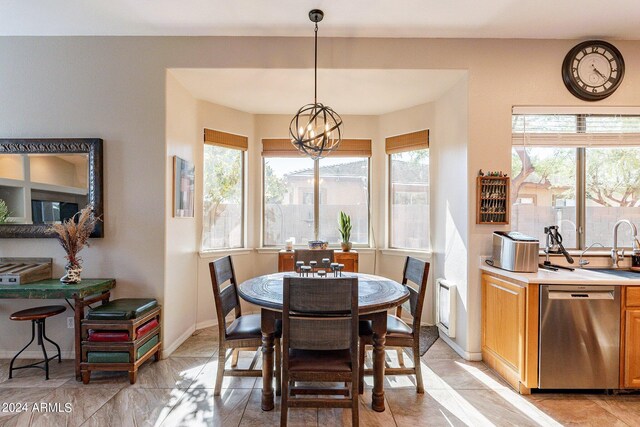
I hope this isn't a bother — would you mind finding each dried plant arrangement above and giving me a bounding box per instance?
[48,204,100,283]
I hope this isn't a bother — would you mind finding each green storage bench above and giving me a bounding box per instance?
[80,298,162,384]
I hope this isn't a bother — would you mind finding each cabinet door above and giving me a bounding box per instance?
[625,309,640,388]
[482,275,526,378]
[335,252,358,272]
[278,252,294,272]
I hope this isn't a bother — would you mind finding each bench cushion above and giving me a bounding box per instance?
[88,331,129,342]
[87,298,158,321]
[137,335,159,360]
[87,351,129,363]
[137,318,159,339]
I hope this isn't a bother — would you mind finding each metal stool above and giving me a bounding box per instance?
[8,305,65,380]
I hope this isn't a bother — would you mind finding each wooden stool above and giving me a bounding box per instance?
[9,305,65,380]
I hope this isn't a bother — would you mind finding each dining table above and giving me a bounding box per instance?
[237,271,410,412]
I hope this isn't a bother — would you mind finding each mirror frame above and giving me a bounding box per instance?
[0,138,104,238]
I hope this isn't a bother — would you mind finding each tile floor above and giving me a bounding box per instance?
[0,327,638,426]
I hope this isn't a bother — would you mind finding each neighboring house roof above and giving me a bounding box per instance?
[286,159,428,183]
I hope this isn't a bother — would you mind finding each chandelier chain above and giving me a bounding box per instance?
[314,22,318,104]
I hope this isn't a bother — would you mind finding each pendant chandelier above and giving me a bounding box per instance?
[289,9,343,160]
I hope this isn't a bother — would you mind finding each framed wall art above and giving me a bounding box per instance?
[173,156,195,218]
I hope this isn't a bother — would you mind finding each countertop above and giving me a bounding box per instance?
[480,263,640,285]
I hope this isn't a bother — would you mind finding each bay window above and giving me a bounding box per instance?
[202,129,246,250]
[262,139,371,247]
[387,130,430,250]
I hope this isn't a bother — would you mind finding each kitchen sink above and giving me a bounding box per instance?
[585,268,640,279]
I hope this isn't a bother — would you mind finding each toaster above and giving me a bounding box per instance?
[491,231,539,273]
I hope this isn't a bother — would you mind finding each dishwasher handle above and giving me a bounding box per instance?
[547,290,615,300]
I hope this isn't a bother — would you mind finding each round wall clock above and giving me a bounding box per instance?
[561,40,625,101]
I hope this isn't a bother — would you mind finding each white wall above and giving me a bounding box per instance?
[164,72,199,355]
[2,37,640,359]
[433,76,471,356]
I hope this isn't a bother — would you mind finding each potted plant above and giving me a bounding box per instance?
[338,211,352,252]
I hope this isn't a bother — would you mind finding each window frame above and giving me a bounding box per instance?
[201,143,246,251]
[261,156,371,248]
[387,149,430,250]
[511,112,640,250]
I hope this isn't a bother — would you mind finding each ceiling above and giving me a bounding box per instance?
[170,69,467,115]
[1,0,639,39]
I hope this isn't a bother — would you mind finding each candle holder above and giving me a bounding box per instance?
[317,270,326,277]
[300,265,312,277]
[295,261,304,275]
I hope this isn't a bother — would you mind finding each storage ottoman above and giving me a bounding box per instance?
[80,298,162,384]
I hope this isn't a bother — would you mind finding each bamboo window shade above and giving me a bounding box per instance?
[385,129,429,154]
[204,129,248,151]
[262,138,372,158]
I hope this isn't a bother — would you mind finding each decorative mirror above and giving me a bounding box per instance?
[0,138,103,238]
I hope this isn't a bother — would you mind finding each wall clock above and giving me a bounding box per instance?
[562,40,624,101]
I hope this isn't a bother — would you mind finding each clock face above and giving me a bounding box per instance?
[562,40,625,101]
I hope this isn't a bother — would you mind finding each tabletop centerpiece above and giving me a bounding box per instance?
[48,204,99,284]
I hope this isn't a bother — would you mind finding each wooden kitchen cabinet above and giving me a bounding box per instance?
[622,287,640,388]
[481,273,538,393]
[278,250,358,273]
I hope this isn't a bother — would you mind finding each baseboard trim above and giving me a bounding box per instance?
[195,319,217,330]
[162,324,196,358]
[438,332,482,361]
[0,350,75,360]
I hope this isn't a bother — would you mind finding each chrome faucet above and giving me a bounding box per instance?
[579,242,604,268]
[611,220,640,268]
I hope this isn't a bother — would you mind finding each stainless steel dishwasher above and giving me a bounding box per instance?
[539,285,620,389]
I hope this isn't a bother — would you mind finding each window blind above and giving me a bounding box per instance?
[512,113,640,147]
[204,129,248,151]
[262,138,372,158]
[385,129,429,154]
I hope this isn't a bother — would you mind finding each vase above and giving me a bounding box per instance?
[341,241,352,252]
[61,264,82,284]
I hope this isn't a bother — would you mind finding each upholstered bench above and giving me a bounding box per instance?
[80,298,162,384]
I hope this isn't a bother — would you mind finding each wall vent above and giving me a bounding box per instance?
[436,278,456,338]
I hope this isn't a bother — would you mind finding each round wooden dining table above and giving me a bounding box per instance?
[237,271,410,412]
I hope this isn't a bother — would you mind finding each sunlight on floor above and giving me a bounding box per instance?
[455,361,563,427]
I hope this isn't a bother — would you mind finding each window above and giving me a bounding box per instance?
[264,156,315,246]
[387,130,430,250]
[262,139,371,247]
[319,157,369,244]
[511,112,640,249]
[202,129,246,250]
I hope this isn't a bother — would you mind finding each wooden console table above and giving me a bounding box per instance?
[0,278,116,380]
[278,250,359,272]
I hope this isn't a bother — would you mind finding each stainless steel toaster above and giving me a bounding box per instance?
[491,231,539,273]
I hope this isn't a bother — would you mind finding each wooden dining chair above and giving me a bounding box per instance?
[281,276,359,427]
[293,249,335,267]
[209,256,281,396]
[359,256,430,394]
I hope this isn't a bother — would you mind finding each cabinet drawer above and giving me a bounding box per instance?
[627,287,640,307]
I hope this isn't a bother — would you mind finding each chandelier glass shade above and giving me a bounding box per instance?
[290,10,343,160]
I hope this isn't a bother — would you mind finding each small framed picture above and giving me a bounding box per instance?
[173,156,195,218]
